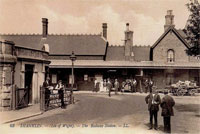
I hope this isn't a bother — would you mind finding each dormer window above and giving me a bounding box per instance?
[167,49,175,63]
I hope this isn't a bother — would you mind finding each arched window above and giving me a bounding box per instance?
[167,49,175,63]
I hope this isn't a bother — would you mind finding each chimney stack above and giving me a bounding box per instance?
[164,10,175,31]
[42,18,48,38]
[126,23,129,31]
[102,23,107,39]
[124,23,133,61]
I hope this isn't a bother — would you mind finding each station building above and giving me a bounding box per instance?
[0,10,199,110]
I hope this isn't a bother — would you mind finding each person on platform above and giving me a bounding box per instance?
[43,77,51,109]
[93,78,97,92]
[131,78,137,93]
[160,90,175,133]
[96,81,100,92]
[121,80,126,93]
[114,79,119,95]
[145,89,161,130]
[99,79,104,92]
[107,78,112,97]
[144,79,149,93]
[103,79,107,92]
[148,79,154,93]
[55,80,66,109]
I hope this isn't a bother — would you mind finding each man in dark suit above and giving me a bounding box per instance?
[144,79,149,93]
[107,78,112,97]
[131,78,137,93]
[43,77,51,109]
[161,90,175,133]
[148,79,154,93]
[55,80,66,109]
[145,89,161,130]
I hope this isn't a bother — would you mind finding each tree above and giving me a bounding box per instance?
[184,0,200,56]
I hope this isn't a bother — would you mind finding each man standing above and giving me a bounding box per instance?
[103,79,107,92]
[144,79,149,93]
[43,77,51,109]
[132,78,137,93]
[114,79,119,95]
[148,79,154,93]
[107,78,112,97]
[93,78,97,92]
[161,90,175,133]
[145,89,161,130]
[55,80,66,109]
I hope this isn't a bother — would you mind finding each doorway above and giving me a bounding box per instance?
[166,73,174,85]
[24,64,34,104]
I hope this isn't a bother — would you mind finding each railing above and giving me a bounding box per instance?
[40,86,73,112]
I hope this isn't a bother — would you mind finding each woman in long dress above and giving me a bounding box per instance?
[99,79,104,92]
[103,79,107,92]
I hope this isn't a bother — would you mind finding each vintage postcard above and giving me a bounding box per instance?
[0,0,200,134]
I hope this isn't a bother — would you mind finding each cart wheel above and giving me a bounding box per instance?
[177,90,184,96]
[189,90,195,96]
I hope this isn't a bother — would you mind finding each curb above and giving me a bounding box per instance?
[2,112,43,124]
[74,91,149,96]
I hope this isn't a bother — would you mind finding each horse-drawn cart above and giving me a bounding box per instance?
[171,81,198,96]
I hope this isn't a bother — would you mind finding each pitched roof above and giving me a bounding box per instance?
[151,27,190,49]
[0,34,42,50]
[106,45,150,61]
[0,34,107,55]
[106,46,125,61]
[132,46,150,61]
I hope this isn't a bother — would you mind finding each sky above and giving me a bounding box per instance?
[0,0,190,46]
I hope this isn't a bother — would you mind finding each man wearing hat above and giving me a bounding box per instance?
[145,88,161,130]
[160,89,175,133]
[131,78,137,93]
[43,77,51,109]
[55,80,66,109]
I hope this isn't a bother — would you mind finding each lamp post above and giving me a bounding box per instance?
[69,51,76,104]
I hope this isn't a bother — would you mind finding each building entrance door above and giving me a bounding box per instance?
[25,64,34,104]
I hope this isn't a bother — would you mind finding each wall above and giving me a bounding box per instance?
[151,69,199,89]
[14,46,50,104]
[14,60,47,104]
[152,69,166,89]
[153,31,189,62]
[0,42,49,110]
[189,56,200,62]
[174,69,189,82]
[0,41,16,111]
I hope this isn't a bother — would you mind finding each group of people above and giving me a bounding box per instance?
[42,77,175,133]
[94,78,154,96]
[43,78,66,109]
[121,78,137,92]
[145,88,175,133]
[94,78,121,97]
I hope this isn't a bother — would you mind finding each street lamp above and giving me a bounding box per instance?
[69,51,76,104]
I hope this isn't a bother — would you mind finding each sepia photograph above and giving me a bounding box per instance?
[0,0,200,134]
